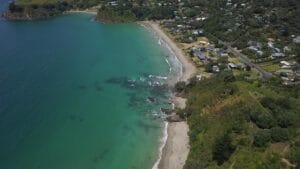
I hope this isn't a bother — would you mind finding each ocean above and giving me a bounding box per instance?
[0,4,179,169]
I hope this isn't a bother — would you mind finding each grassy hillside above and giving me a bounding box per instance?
[180,72,300,169]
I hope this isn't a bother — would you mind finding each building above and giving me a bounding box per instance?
[293,36,300,44]
[271,53,285,58]
[212,65,220,72]
[228,63,237,69]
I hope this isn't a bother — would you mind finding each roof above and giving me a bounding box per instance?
[228,63,237,68]
[275,69,293,74]
[280,61,290,66]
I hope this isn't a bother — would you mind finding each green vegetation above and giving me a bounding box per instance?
[96,6,137,22]
[178,72,300,168]
[3,0,176,21]
[3,0,100,19]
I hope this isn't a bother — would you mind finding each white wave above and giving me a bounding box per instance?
[158,38,162,45]
[155,76,168,80]
[165,58,172,73]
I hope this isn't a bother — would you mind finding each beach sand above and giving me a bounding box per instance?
[158,122,190,169]
[141,21,196,169]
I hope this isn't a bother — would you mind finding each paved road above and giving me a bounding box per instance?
[219,40,274,80]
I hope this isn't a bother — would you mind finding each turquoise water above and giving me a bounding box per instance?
[0,11,172,169]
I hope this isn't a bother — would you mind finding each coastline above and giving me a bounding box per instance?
[65,10,97,15]
[140,21,196,169]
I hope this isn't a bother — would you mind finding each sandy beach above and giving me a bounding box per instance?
[66,10,97,15]
[141,21,196,169]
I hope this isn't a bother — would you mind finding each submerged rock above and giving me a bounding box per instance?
[146,96,156,103]
[161,108,173,115]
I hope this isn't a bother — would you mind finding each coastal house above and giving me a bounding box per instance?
[228,63,237,69]
[196,75,203,81]
[194,49,207,60]
[212,65,220,72]
[220,52,229,58]
[284,46,291,53]
[293,36,300,44]
[108,1,118,6]
[195,17,207,21]
[248,46,259,52]
[271,53,285,59]
[280,61,291,66]
[192,29,204,35]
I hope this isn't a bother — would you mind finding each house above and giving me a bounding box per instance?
[108,1,118,6]
[196,17,206,21]
[177,25,184,28]
[267,41,274,48]
[257,50,264,56]
[282,65,292,69]
[228,63,237,69]
[192,29,203,35]
[196,75,203,81]
[212,65,220,72]
[194,49,207,60]
[293,36,300,44]
[220,52,229,58]
[283,46,291,53]
[281,76,295,82]
[248,46,259,52]
[271,53,285,58]
[280,61,291,66]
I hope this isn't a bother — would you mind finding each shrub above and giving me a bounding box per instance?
[290,148,300,166]
[270,127,289,142]
[254,130,271,147]
[258,113,276,129]
[276,112,296,128]
[260,97,276,109]
[204,63,213,73]
[220,72,236,83]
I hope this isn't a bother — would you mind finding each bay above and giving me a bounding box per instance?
[0,10,171,169]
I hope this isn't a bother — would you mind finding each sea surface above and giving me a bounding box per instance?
[0,3,178,169]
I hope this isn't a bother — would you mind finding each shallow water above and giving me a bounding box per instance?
[0,10,173,169]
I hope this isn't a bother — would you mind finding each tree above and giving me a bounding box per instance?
[223,73,236,83]
[290,148,300,167]
[205,63,213,73]
[8,2,23,12]
[270,127,289,142]
[213,133,235,165]
[254,130,271,147]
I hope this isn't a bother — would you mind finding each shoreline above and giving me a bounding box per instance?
[140,21,196,169]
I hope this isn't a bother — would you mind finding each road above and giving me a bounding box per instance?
[219,40,274,80]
